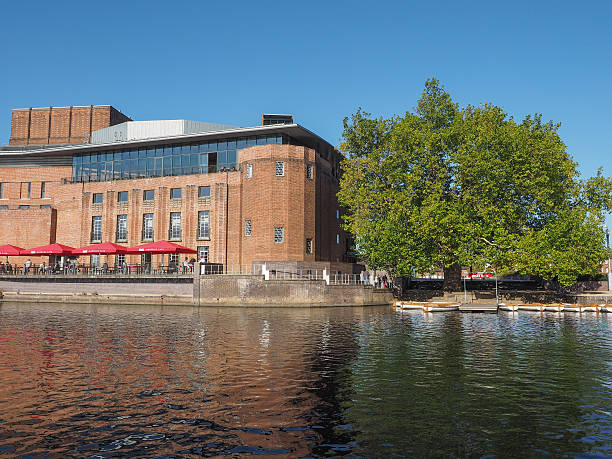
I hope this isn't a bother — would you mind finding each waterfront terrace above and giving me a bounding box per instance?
[0,107,356,273]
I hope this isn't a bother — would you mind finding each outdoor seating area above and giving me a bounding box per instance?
[0,241,199,277]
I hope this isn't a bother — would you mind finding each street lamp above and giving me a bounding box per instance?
[606,226,611,290]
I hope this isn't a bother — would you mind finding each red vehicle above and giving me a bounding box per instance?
[467,272,494,279]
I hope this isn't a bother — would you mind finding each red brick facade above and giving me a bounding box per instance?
[9,106,130,145]
[0,144,349,268]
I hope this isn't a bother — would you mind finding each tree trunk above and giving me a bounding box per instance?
[443,263,462,292]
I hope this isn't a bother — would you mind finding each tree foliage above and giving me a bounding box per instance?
[338,79,612,287]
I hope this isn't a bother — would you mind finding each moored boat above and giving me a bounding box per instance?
[394,300,460,312]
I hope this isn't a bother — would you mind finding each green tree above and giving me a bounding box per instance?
[338,79,612,289]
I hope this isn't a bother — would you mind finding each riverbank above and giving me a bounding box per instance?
[0,279,193,306]
[0,275,395,307]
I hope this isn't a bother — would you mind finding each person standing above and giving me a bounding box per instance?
[25,259,32,274]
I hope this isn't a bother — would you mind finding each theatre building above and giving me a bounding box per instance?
[0,106,354,272]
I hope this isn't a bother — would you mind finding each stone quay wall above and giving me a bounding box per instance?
[194,274,393,307]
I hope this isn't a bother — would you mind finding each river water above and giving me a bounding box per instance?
[0,302,610,458]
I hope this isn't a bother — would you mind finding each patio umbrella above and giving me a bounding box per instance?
[22,243,75,256]
[128,240,197,254]
[129,241,196,273]
[72,242,130,255]
[0,244,25,256]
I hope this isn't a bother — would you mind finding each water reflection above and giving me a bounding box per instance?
[0,303,610,457]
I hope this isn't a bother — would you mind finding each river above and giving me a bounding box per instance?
[0,302,610,457]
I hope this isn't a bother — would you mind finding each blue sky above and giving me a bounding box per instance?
[1,1,610,182]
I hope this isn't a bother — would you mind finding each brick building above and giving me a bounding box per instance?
[0,107,355,272]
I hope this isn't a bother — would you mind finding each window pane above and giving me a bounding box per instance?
[217,151,227,167]
[198,186,210,198]
[226,150,237,167]
[170,188,182,199]
[198,210,210,238]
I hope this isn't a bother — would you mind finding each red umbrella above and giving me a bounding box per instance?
[22,243,75,256]
[0,244,25,256]
[129,240,197,254]
[72,242,130,255]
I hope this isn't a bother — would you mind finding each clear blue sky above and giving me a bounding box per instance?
[1,1,610,183]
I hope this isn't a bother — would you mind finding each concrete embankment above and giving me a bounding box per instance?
[194,275,393,306]
[0,278,193,306]
[0,274,394,307]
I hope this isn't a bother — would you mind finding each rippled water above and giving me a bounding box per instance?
[0,303,610,458]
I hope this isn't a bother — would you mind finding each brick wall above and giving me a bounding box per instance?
[0,144,351,269]
[8,106,131,145]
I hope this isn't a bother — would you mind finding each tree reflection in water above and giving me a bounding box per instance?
[0,303,610,457]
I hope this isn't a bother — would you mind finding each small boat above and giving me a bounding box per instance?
[394,300,460,312]
[544,303,564,312]
[424,302,460,312]
[517,303,544,312]
[498,303,519,311]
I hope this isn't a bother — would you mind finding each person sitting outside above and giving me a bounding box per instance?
[24,259,32,274]
[182,257,190,274]
[39,261,47,275]
[102,261,109,274]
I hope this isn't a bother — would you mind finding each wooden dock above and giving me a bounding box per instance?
[459,303,498,313]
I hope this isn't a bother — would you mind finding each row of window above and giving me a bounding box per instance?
[243,220,316,252]
[244,162,314,179]
[0,182,46,200]
[72,134,299,182]
[90,211,211,242]
[0,204,52,210]
[92,186,211,204]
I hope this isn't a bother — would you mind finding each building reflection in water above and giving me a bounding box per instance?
[0,303,365,457]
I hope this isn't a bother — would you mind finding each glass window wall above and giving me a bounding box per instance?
[72,134,293,182]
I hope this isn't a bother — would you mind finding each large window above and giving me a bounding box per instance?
[93,193,103,204]
[198,211,210,239]
[170,188,182,199]
[198,186,210,198]
[142,213,154,240]
[246,163,253,178]
[117,191,128,202]
[91,216,102,242]
[144,189,154,201]
[72,134,289,182]
[306,164,313,180]
[91,254,100,268]
[169,212,181,240]
[115,254,126,268]
[116,214,127,241]
[197,246,209,263]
